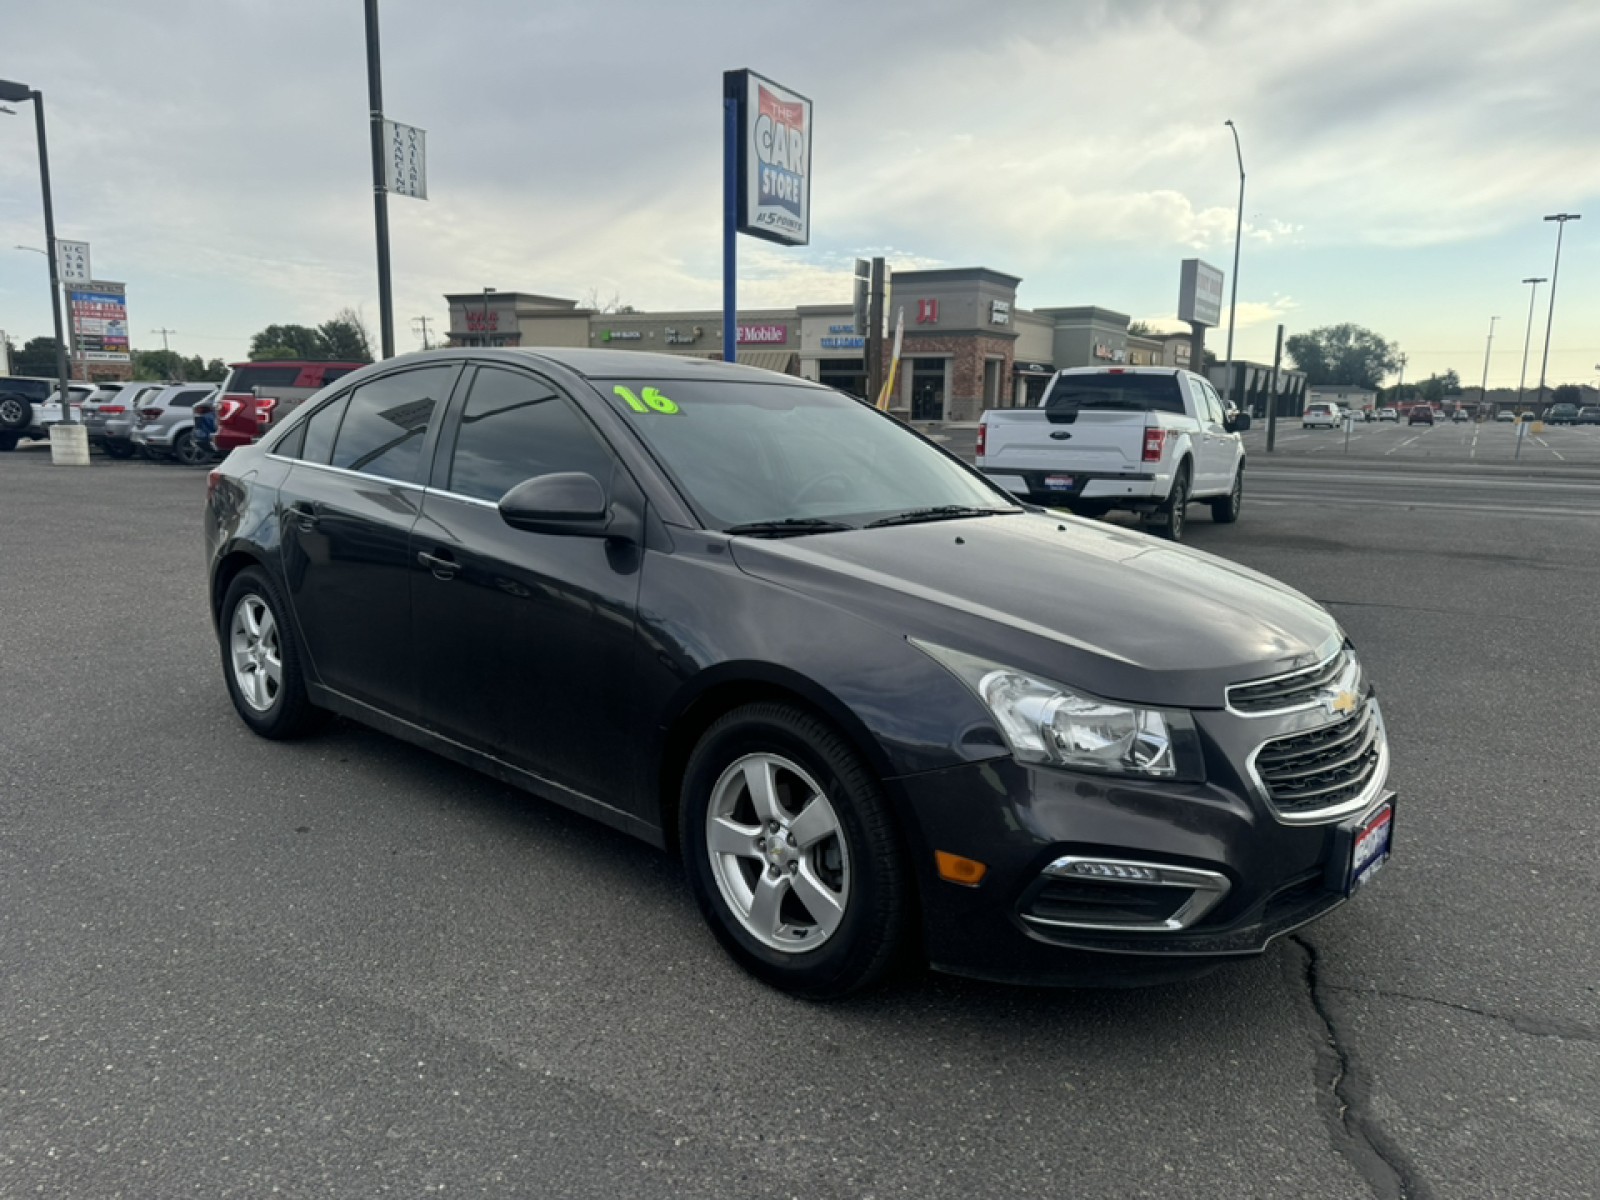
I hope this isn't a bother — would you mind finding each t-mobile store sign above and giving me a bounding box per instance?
[738,325,788,344]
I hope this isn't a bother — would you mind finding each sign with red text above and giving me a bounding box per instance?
[728,70,811,246]
[69,281,130,363]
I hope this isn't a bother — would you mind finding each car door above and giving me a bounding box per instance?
[410,363,643,809]
[275,363,459,717]
[1192,380,1232,495]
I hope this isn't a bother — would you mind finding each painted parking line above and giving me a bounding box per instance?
[1386,435,1421,455]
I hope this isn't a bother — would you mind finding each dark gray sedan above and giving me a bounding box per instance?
[204,349,1396,997]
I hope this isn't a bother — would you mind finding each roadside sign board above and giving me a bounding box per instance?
[1178,259,1224,327]
[383,120,428,200]
[727,70,812,246]
[69,280,130,362]
[57,239,91,284]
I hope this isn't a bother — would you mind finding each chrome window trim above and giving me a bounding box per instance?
[1226,641,1356,718]
[263,454,425,493]
[1023,857,1231,933]
[421,486,498,510]
[1246,698,1391,826]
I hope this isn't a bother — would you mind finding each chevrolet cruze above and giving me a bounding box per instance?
[205,349,1396,998]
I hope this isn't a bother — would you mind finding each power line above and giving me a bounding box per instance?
[150,327,177,352]
[411,314,434,350]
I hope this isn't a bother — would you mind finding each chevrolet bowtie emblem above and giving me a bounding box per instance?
[1329,690,1358,716]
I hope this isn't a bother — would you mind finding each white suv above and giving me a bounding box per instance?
[1302,402,1340,429]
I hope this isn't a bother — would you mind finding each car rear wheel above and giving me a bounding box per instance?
[0,432,17,452]
[1151,464,1190,542]
[1210,463,1243,524]
[681,703,909,999]
[173,430,208,466]
[221,568,321,739]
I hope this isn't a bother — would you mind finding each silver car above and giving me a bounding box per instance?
[83,382,167,458]
[131,384,219,464]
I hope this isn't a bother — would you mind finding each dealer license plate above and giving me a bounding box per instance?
[1347,802,1394,894]
[1044,475,1076,490]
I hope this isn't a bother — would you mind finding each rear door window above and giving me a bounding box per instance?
[225,365,303,393]
[301,394,350,465]
[1045,373,1185,416]
[327,366,455,483]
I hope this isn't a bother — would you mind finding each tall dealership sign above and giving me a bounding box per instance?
[1177,258,1224,379]
[722,69,812,359]
[69,280,130,364]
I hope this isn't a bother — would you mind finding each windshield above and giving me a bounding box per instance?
[600,378,1018,529]
[1044,373,1185,415]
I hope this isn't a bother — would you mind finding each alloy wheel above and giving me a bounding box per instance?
[229,593,283,713]
[704,752,851,952]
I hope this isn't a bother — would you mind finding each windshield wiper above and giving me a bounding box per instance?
[865,506,1012,529]
[722,518,857,538]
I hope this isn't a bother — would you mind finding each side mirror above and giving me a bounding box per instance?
[1225,411,1251,433]
[498,472,613,537]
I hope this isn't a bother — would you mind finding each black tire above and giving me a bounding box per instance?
[1210,462,1243,524]
[0,393,32,432]
[680,702,909,1000]
[0,432,17,453]
[173,430,207,466]
[102,440,136,460]
[1152,463,1191,542]
[219,568,321,739]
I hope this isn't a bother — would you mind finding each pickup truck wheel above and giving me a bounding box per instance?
[102,440,136,460]
[0,394,32,432]
[0,432,18,452]
[1152,465,1190,542]
[1210,464,1243,524]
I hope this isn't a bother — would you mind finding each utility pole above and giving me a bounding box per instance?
[865,257,886,407]
[1477,315,1498,413]
[151,327,177,353]
[412,315,433,350]
[1393,353,1408,407]
[1266,323,1283,452]
[363,0,395,359]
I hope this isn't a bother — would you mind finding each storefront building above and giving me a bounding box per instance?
[444,266,1202,423]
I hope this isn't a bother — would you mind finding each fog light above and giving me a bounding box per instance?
[935,851,988,886]
[1054,860,1162,883]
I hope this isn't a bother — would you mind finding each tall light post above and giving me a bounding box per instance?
[1477,315,1499,412]
[1515,276,1547,412]
[1533,213,1580,414]
[0,79,72,423]
[1222,119,1245,408]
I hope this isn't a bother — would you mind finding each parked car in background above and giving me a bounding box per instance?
[1576,406,1600,425]
[1377,407,1399,422]
[1408,407,1434,426]
[1495,410,1516,422]
[1302,402,1340,429]
[83,381,168,458]
[1544,403,1580,425]
[131,384,220,463]
[1452,409,1470,423]
[215,360,367,452]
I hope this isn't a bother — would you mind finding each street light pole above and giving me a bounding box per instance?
[1477,315,1498,412]
[1532,213,1580,415]
[1222,120,1245,408]
[1515,276,1547,413]
[0,79,72,424]
[363,0,396,359]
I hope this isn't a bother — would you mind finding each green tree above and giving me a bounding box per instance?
[249,324,325,360]
[318,310,372,362]
[1553,383,1582,406]
[1284,324,1400,389]
[1127,320,1156,337]
[132,348,188,381]
[13,336,64,377]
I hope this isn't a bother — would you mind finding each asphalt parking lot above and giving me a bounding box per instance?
[3,451,1598,1199]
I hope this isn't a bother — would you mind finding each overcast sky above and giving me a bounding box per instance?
[4,0,1599,387]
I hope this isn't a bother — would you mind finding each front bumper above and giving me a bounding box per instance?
[889,751,1394,987]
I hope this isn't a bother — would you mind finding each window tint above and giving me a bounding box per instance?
[448,367,613,503]
[321,366,360,384]
[1045,373,1185,415]
[170,389,211,408]
[273,419,307,460]
[301,394,348,465]
[328,366,453,483]
[226,365,303,392]
[1199,383,1225,424]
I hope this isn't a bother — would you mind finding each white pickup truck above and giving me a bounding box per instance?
[976,366,1250,541]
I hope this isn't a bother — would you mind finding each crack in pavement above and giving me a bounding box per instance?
[1324,983,1600,1043]
[1292,935,1434,1200]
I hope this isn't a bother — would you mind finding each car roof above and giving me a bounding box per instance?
[364,347,826,387]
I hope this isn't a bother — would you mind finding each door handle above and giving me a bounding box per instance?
[417,550,459,580]
[288,501,318,531]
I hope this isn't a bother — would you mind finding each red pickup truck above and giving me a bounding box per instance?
[216,360,367,451]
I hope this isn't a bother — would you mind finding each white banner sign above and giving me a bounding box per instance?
[383,120,428,200]
[57,239,91,284]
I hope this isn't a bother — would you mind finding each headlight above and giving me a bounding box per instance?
[914,640,1203,781]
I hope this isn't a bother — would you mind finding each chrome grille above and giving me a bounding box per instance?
[1253,702,1382,820]
[1228,648,1350,715]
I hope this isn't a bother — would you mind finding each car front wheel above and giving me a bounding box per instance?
[681,703,909,999]
[1210,463,1243,524]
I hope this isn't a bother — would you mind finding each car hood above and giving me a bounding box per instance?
[727,512,1342,709]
